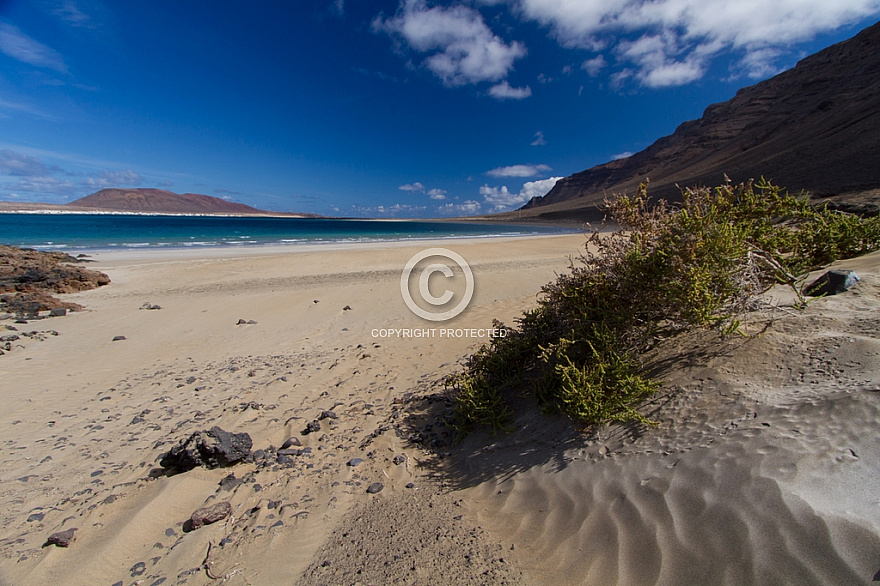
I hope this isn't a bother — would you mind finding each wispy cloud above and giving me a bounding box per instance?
[83,169,142,188]
[486,163,551,178]
[373,0,526,87]
[511,0,880,87]
[0,22,67,73]
[531,131,547,146]
[0,149,57,177]
[52,1,96,29]
[0,148,149,200]
[611,151,633,160]
[0,97,57,120]
[427,188,447,200]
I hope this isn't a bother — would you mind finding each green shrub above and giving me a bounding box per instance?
[447,178,880,436]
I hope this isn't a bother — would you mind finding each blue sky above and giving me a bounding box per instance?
[0,1,878,217]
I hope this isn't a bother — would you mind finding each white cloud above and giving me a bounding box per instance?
[611,151,633,160]
[373,0,527,86]
[355,202,427,217]
[83,169,143,188]
[519,176,563,200]
[486,163,551,178]
[427,188,447,200]
[488,80,532,99]
[511,0,880,86]
[531,131,547,146]
[581,55,606,76]
[398,181,425,192]
[480,176,562,210]
[0,22,67,73]
[438,200,482,216]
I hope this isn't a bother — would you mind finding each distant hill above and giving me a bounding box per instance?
[67,188,278,215]
[512,20,880,222]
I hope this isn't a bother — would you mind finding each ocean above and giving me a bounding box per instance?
[0,213,577,251]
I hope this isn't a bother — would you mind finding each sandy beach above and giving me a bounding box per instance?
[1,233,879,585]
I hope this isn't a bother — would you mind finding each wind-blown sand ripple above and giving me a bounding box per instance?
[452,251,880,586]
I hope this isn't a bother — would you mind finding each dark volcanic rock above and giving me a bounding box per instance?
[190,501,232,529]
[159,426,252,472]
[281,437,302,449]
[302,420,321,435]
[806,270,860,296]
[0,244,110,315]
[44,528,77,548]
[366,482,384,494]
[219,473,243,491]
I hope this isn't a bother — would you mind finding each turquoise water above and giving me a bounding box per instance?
[0,213,574,250]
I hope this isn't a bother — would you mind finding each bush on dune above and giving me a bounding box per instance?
[448,178,880,437]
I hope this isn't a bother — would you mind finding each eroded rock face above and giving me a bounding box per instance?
[0,245,111,315]
[159,427,252,472]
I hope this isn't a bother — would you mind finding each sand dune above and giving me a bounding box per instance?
[1,236,878,585]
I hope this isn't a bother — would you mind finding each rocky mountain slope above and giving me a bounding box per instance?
[518,20,880,221]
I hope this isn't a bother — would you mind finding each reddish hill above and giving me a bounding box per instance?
[514,20,880,222]
[68,188,273,215]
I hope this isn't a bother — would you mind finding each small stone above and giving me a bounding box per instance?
[281,437,302,449]
[49,308,67,317]
[219,473,243,491]
[190,501,232,529]
[130,561,146,576]
[112,335,126,341]
[342,305,351,311]
[302,420,321,435]
[27,512,44,522]
[405,482,415,489]
[347,458,363,467]
[44,528,77,547]
[366,482,384,494]
[236,319,247,325]
[159,426,252,472]
[318,410,337,420]
[392,455,405,465]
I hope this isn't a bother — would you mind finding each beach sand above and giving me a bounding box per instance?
[1,234,879,585]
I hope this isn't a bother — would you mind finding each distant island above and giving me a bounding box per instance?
[0,188,320,217]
